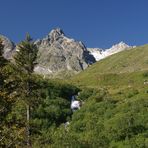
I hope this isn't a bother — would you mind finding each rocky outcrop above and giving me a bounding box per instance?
[0,29,96,77]
[0,35,15,59]
[34,28,96,76]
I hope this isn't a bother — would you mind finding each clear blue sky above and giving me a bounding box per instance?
[0,0,148,48]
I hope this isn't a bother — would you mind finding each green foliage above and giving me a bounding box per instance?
[14,34,38,75]
[12,34,39,104]
[0,34,39,147]
[125,89,139,98]
[52,88,148,147]
[143,71,148,78]
[0,38,9,89]
[1,38,148,147]
[71,45,148,89]
[0,38,17,147]
[0,38,7,68]
[31,79,78,142]
[78,87,94,101]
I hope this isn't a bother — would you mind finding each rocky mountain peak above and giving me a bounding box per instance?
[88,41,135,61]
[49,28,65,44]
[110,41,130,51]
[34,28,96,77]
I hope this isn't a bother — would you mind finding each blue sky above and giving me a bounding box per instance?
[0,0,148,48]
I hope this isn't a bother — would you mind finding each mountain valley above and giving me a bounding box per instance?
[0,29,148,147]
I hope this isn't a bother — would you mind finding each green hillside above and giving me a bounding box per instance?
[84,45,148,74]
[1,36,148,147]
[51,44,148,147]
[71,45,148,89]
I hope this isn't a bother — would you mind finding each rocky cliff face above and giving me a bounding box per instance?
[0,29,96,77]
[0,35,15,59]
[34,28,96,77]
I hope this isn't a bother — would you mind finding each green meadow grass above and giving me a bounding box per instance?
[71,45,148,85]
[70,44,148,100]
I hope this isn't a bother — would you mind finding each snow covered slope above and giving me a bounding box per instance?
[88,42,135,61]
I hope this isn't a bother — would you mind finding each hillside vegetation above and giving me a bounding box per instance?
[52,45,148,147]
[71,45,148,89]
[1,35,148,148]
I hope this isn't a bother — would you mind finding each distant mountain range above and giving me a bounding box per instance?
[0,28,135,77]
[88,42,136,61]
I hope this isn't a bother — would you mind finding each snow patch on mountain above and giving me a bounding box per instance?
[88,42,135,61]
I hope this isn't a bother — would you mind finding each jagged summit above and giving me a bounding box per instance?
[48,28,65,44]
[34,28,96,77]
[49,28,65,37]
[112,41,128,46]
[108,41,130,51]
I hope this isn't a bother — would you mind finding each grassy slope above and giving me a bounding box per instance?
[83,45,148,74]
[71,45,148,85]
[50,45,148,147]
[70,45,148,100]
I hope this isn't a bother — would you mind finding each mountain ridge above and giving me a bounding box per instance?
[33,28,96,77]
[0,28,136,77]
[88,41,136,61]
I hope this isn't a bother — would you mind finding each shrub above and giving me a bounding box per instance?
[143,71,148,77]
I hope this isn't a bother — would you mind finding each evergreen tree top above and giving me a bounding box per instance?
[14,34,38,75]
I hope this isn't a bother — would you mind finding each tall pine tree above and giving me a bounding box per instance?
[0,38,6,121]
[0,38,8,89]
[0,37,10,119]
[13,34,38,147]
[0,38,13,147]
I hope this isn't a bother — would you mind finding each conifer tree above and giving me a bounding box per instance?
[13,34,38,147]
[0,38,5,117]
[0,38,13,147]
[0,38,8,89]
[0,38,9,117]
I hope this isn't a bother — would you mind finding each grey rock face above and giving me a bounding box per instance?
[0,29,96,77]
[34,28,96,76]
[0,35,15,59]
